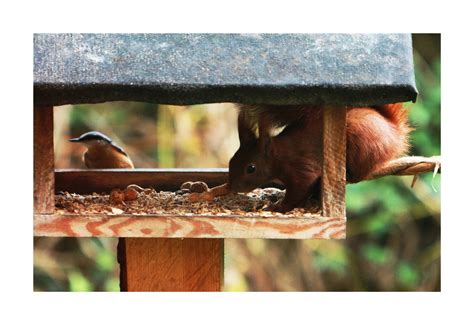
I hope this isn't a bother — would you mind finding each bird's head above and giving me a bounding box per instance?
[69,131,113,148]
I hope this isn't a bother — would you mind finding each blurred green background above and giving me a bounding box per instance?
[34,34,440,291]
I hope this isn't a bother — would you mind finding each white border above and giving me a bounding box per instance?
[1,1,472,324]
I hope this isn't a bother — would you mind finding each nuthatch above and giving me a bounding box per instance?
[69,131,134,169]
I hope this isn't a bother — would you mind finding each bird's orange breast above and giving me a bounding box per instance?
[83,146,134,169]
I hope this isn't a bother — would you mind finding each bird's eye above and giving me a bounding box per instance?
[246,164,256,174]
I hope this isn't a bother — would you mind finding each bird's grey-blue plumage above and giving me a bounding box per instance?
[69,131,113,143]
[69,131,128,156]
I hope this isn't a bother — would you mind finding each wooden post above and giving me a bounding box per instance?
[118,238,224,291]
[321,106,346,225]
[34,106,55,214]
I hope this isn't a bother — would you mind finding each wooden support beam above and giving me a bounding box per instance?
[34,106,55,214]
[321,106,346,231]
[55,168,228,194]
[118,238,223,291]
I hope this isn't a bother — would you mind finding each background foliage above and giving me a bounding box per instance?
[34,34,440,291]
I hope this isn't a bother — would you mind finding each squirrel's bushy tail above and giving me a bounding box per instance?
[346,103,412,182]
[375,103,413,137]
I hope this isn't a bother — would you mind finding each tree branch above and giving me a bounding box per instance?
[367,156,441,180]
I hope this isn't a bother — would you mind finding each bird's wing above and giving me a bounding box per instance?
[110,142,130,157]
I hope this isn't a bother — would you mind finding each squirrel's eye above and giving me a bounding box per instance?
[246,164,256,174]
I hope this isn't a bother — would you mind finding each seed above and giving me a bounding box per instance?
[190,181,209,193]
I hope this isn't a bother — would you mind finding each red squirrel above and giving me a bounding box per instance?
[228,104,411,212]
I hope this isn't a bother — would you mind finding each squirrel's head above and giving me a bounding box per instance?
[228,113,274,193]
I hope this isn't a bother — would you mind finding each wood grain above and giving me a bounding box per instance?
[34,213,345,239]
[34,106,55,214]
[321,106,346,227]
[119,238,223,291]
[368,155,441,179]
[55,169,228,194]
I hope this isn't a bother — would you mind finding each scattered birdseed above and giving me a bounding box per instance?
[55,187,321,218]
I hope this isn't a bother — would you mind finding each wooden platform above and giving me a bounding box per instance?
[34,169,345,239]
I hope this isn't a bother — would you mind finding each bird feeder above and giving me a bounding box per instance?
[33,34,417,291]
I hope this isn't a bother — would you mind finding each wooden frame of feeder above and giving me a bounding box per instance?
[34,106,346,239]
[34,34,418,292]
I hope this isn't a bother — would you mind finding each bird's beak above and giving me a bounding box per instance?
[69,137,81,142]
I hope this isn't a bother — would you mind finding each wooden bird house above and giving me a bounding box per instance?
[33,34,417,291]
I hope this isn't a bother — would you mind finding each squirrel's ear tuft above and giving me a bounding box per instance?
[238,111,257,144]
